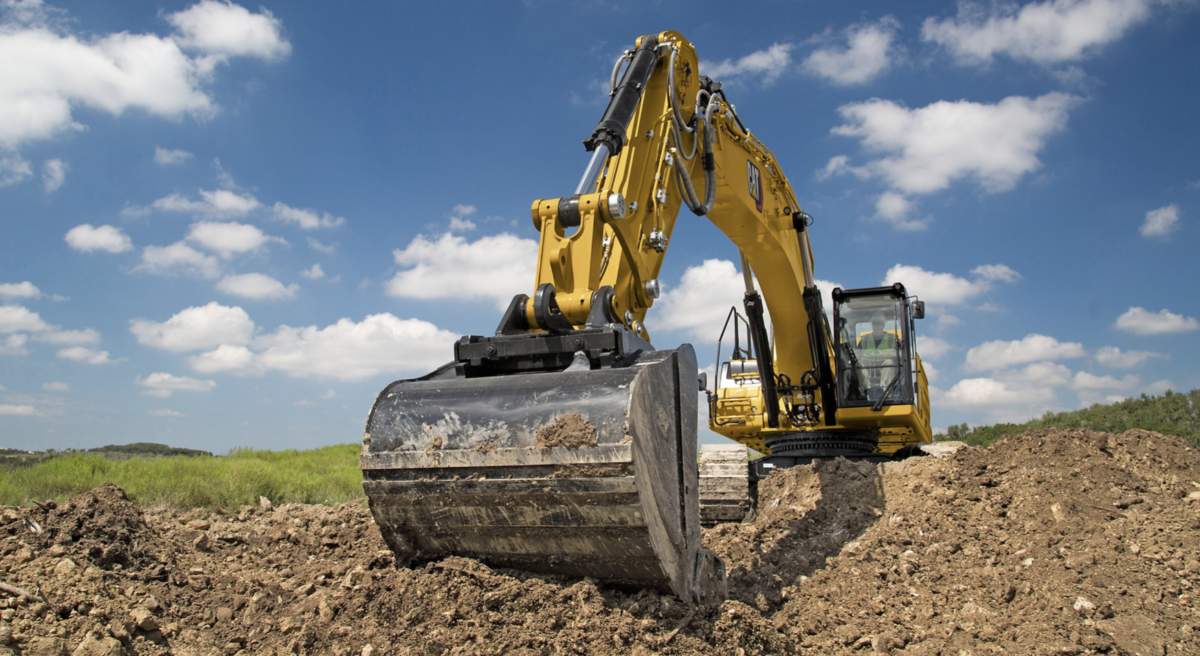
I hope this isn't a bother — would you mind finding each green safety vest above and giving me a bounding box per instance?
[858,332,898,353]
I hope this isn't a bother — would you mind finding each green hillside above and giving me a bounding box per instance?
[936,389,1200,448]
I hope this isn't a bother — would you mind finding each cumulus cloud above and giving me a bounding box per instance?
[133,242,221,278]
[964,333,1087,371]
[1114,307,1199,335]
[56,346,118,364]
[216,273,297,300]
[154,146,193,165]
[702,43,794,85]
[881,263,1019,306]
[1094,345,1165,368]
[166,0,291,63]
[1071,370,1139,390]
[272,202,345,230]
[143,189,262,219]
[923,0,1156,66]
[187,221,283,258]
[386,232,538,310]
[941,376,1050,407]
[0,156,32,186]
[0,1,289,152]
[0,304,50,332]
[0,281,39,299]
[135,372,216,398]
[33,328,100,345]
[915,336,954,360]
[42,158,65,191]
[307,238,336,254]
[148,409,186,417]
[299,264,324,280]
[129,301,254,352]
[42,381,68,391]
[64,224,133,253]
[448,204,477,232]
[1139,204,1180,238]
[828,93,1080,225]
[802,18,900,86]
[0,334,28,355]
[0,404,38,416]
[188,313,459,381]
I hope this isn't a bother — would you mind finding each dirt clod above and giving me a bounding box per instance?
[535,413,598,448]
[1,428,1197,654]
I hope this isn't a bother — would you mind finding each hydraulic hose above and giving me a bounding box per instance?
[673,100,718,216]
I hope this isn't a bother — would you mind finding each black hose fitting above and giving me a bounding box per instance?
[583,36,659,156]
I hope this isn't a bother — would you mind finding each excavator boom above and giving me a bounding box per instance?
[361,30,931,602]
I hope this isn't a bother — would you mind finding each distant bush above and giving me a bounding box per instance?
[87,442,212,458]
[0,444,364,511]
[936,389,1200,448]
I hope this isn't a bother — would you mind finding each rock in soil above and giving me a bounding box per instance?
[1,428,1197,655]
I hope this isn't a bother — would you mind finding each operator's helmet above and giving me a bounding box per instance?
[871,311,887,327]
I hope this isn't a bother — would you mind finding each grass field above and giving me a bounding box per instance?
[0,443,364,510]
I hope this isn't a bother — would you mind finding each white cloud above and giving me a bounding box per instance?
[0,1,289,151]
[136,372,216,398]
[188,313,459,381]
[999,361,1075,387]
[941,376,1049,407]
[701,43,794,85]
[654,259,750,342]
[0,404,38,416]
[216,273,297,300]
[148,189,262,219]
[42,157,65,192]
[33,328,100,345]
[154,146,193,165]
[830,93,1080,201]
[320,389,337,399]
[802,18,899,86]
[0,304,50,332]
[915,335,953,360]
[307,237,336,254]
[148,409,186,417]
[970,264,1022,283]
[882,264,1019,305]
[187,221,283,258]
[271,202,345,230]
[133,242,221,278]
[1114,306,1199,335]
[874,192,928,230]
[386,232,538,310]
[1139,204,1180,238]
[0,156,32,186]
[64,224,133,253]
[166,0,291,63]
[56,346,117,364]
[965,333,1087,371]
[0,334,28,355]
[0,281,39,298]
[299,264,324,280]
[448,204,477,232]
[1071,370,1140,390]
[130,301,254,352]
[42,381,68,391]
[1093,345,1165,368]
[923,0,1156,66]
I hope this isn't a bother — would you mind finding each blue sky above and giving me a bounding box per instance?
[2,0,1197,453]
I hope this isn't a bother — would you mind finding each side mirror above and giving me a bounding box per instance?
[911,300,925,320]
[698,372,708,392]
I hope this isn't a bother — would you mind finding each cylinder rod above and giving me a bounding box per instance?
[575,143,611,195]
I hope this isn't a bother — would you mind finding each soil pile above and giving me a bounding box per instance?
[1,428,1197,655]
[535,414,598,448]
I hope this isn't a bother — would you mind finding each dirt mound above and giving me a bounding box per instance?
[1,428,1197,655]
[535,413,598,448]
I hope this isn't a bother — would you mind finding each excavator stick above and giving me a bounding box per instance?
[360,345,726,604]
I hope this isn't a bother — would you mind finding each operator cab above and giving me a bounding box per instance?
[832,284,924,411]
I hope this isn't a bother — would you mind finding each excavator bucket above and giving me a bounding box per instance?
[360,345,726,604]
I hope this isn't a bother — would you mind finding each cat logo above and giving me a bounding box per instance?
[747,160,763,213]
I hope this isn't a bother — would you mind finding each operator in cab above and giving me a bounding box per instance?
[858,311,899,389]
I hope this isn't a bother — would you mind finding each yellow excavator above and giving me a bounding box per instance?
[360,31,932,605]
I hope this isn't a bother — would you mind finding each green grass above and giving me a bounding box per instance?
[936,388,1200,448]
[0,443,364,511]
